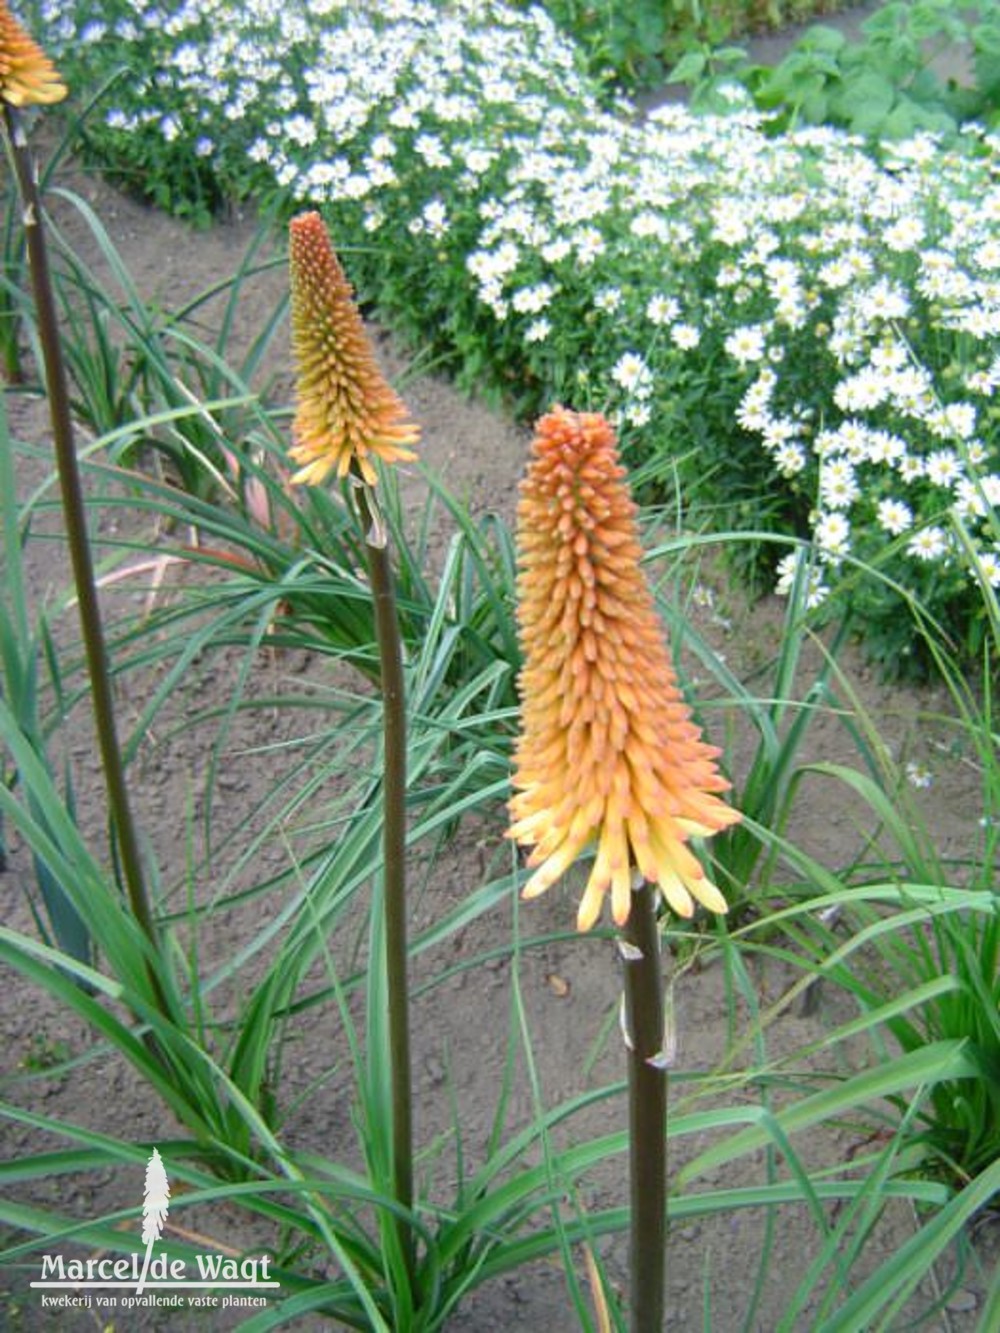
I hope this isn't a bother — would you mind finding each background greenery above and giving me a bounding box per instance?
[519,0,855,91]
[23,0,1000,682]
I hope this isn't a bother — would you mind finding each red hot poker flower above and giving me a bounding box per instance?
[508,407,740,931]
[0,1,65,106]
[287,212,418,487]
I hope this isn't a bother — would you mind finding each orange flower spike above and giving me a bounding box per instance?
[508,407,741,931]
[287,211,418,487]
[0,1,65,106]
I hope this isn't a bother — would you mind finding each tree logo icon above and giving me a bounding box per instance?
[136,1148,169,1295]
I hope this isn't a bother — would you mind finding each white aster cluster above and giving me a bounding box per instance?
[34,0,1000,618]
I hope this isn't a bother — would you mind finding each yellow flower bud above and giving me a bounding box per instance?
[287,211,418,487]
[0,2,66,106]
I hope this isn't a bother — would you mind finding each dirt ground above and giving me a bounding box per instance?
[2,73,998,1333]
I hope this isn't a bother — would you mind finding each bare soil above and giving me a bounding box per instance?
[1,134,997,1331]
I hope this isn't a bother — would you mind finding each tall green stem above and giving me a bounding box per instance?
[622,878,668,1331]
[352,478,415,1288]
[3,106,158,948]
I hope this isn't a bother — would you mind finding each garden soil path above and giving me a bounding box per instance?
[2,12,998,1330]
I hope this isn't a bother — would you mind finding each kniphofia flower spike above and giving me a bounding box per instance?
[287,211,418,487]
[509,407,740,931]
[0,1,65,106]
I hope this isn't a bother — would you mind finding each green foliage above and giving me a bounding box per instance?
[37,191,288,504]
[526,0,852,93]
[675,0,1000,140]
[847,617,1000,1183]
[734,584,1000,1193]
[0,397,91,969]
[5,359,1000,1323]
[6,196,998,1304]
[524,0,671,90]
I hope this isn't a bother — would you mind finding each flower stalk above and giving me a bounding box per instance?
[621,878,668,1332]
[287,211,417,1290]
[351,474,415,1285]
[508,407,740,1329]
[3,87,159,954]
